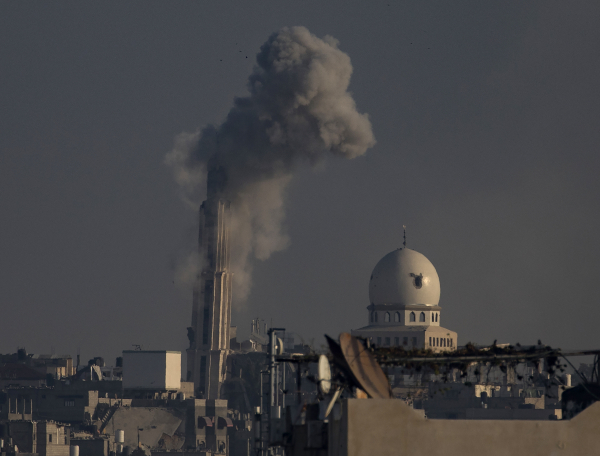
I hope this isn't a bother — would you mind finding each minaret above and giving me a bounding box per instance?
[186,160,233,399]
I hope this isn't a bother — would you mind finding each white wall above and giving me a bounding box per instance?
[165,352,181,390]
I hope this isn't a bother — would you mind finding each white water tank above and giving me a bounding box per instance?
[116,429,125,444]
[70,445,79,456]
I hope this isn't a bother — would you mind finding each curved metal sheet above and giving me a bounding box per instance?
[339,332,392,399]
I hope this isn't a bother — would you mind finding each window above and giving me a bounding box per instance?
[375,312,378,323]
[385,337,390,346]
[419,312,425,322]
[412,337,417,346]
[202,280,214,344]
[370,312,374,322]
[394,312,400,323]
[409,312,415,322]
[432,313,435,322]
[377,337,382,345]
[64,400,75,407]
[199,356,207,391]
[403,337,408,346]
[49,435,52,443]
[429,337,432,346]
[384,312,390,323]
[394,337,399,346]
[436,338,439,346]
[436,313,438,322]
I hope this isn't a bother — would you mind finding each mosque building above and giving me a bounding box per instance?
[351,246,457,352]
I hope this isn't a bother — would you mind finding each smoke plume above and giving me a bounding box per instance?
[166,26,376,301]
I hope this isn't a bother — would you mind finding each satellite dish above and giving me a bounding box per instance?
[275,337,284,355]
[338,332,392,399]
[317,354,332,394]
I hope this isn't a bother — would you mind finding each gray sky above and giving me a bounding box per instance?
[1,1,599,365]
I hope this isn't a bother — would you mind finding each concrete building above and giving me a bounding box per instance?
[122,351,181,392]
[186,161,233,400]
[0,363,47,389]
[0,351,75,382]
[69,437,109,456]
[185,399,231,453]
[29,355,75,380]
[352,247,457,351]
[9,420,70,456]
[317,399,600,456]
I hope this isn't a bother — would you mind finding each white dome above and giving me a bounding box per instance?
[369,248,440,306]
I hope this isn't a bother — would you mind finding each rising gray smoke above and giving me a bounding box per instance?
[166,26,376,301]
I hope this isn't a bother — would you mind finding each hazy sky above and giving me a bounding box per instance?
[1,1,599,365]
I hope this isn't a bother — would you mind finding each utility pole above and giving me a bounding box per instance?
[265,328,285,455]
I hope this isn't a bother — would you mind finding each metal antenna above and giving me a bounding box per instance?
[403,225,407,248]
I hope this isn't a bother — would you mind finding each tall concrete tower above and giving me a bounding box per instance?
[186,162,233,399]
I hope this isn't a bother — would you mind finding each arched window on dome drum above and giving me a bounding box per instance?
[384,312,390,323]
[431,313,434,322]
[409,312,416,322]
[436,313,438,322]
[419,312,425,322]
[394,312,400,323]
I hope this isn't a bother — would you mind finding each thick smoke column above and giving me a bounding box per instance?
[167,26,376,300]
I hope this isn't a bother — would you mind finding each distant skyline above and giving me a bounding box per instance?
[1,1,599,365]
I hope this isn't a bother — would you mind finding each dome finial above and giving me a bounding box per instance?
[402,225,407,248]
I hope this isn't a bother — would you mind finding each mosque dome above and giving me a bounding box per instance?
[369,248,440,306]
